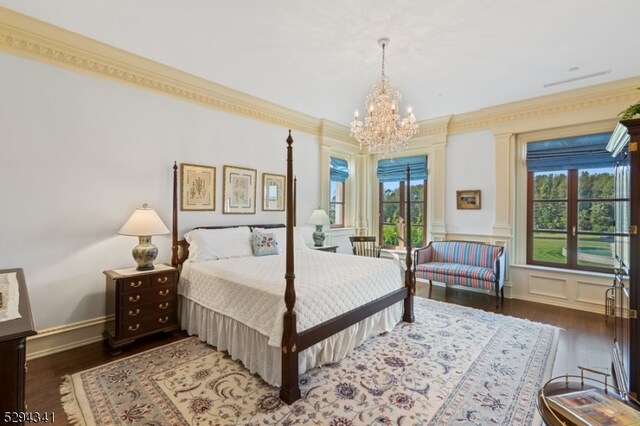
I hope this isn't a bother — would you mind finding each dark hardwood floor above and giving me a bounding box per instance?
[24,285,613,423]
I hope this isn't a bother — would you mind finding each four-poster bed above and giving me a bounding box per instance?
[171,130,415,404]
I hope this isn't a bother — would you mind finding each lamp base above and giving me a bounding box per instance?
[132,236,158,271]
[312,225,325,247]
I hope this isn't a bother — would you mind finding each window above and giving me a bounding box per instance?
[329,157,349,228]
[329,180,344,227]
[526,133,629,272]
[377,155,427,249]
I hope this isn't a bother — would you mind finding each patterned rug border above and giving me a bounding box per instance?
[60,298,560,425]
[60,338,195,425]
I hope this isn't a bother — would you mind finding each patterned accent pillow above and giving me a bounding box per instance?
[251,231,279,256]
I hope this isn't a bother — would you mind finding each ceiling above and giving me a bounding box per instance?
[3,0,640,126]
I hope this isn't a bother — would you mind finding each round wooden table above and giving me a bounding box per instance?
[538,374,635,425]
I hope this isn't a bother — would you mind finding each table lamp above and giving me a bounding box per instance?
[308,209,330,247]
[118,203,170,270]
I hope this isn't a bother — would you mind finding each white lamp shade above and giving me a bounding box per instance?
[118,204,169,236]
[308,209,331,226]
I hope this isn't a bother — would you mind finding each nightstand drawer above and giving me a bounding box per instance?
[119,276,150,293]
[120,285,175,306]
[149,271,174,288]
[120,312,177,338]
[119,271,174,294]
[120,299,176,320]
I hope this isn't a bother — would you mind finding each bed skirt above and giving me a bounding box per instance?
[179,296,403,386]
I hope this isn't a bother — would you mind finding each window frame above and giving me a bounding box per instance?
[526,167,629,273]
[378,179,427,249]
[329,179,345,228]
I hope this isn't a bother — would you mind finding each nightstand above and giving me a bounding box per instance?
[103,264,178,355]
[311,245,339,253]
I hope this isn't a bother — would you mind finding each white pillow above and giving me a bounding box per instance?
[184,226,253,261]
[253,227,308,254]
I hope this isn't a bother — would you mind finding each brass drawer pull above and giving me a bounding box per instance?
[128,309,140,317]
[157,276,168,284]
[130,280,143,288]
[128,324,140,332]
[128,295,141,303]
[158,302,169,310]
[159,289,170,297]
[158,316,169,324]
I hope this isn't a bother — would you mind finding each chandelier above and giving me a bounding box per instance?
[350,38,418,155]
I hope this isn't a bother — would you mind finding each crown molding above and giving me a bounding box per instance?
[447,76,640,135]
[319,119,352,144]
[0,7,320,136]
[416,115,452,139]
[2,7,639,140]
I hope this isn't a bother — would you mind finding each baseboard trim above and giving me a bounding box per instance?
[512,293,604,315]
[26,315,113,361]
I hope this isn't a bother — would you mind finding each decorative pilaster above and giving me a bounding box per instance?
[429,141,447,241]
[492,132,514,240]
[319,145,332,212]
[355,153,370,235]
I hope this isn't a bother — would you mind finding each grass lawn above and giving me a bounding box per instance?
[533,232,613,267]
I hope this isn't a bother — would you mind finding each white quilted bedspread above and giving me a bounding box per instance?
[178,250,403,347]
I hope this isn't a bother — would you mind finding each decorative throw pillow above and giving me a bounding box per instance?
[253,227,309,254]
[252,231,279,256]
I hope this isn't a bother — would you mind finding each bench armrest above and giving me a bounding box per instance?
[413,244,433,268]
[494,247,506,287]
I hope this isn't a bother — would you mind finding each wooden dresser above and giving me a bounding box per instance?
[0,268,36,416]
[103,264,178,355]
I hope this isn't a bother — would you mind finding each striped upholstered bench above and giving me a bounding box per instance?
[413,241,506,307]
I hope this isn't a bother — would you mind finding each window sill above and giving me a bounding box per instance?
[510,263,614,279]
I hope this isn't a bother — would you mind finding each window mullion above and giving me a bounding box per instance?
[378,181,383,243]
[567,169,578,268]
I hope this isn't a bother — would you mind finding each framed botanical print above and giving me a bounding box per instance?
[456,189,481,210]
[223,165,257,214]
[180,163,215,211]
[262,173,285,211]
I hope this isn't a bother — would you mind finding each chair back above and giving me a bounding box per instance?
[349,236,381,258]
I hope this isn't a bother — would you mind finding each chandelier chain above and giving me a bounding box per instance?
[381,42,385,78]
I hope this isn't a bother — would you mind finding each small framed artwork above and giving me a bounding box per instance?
[223,165,257,214]
[456,190,481,210]
[262,173,286,211]
[180,163,216,211]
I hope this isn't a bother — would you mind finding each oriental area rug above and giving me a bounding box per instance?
[61,298,558,425]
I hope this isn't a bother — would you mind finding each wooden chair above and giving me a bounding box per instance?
[349,236,382,258]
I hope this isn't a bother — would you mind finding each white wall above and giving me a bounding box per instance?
[0,52,320,330]
[445,130,495,235]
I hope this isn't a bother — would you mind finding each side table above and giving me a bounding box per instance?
[0,268,36,417]
[103,264,178,355]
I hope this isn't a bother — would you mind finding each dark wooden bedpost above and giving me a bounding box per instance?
[280,130,301,404]
[293,176,297,227]
[171,161,179,268]
[403,164,415,322]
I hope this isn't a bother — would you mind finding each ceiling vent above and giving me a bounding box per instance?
[543,69,611,88]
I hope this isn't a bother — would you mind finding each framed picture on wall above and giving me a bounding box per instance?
[223,165,257,214]
[456,189,481,210]
[180,163,216,211]
[262,173,285,211]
